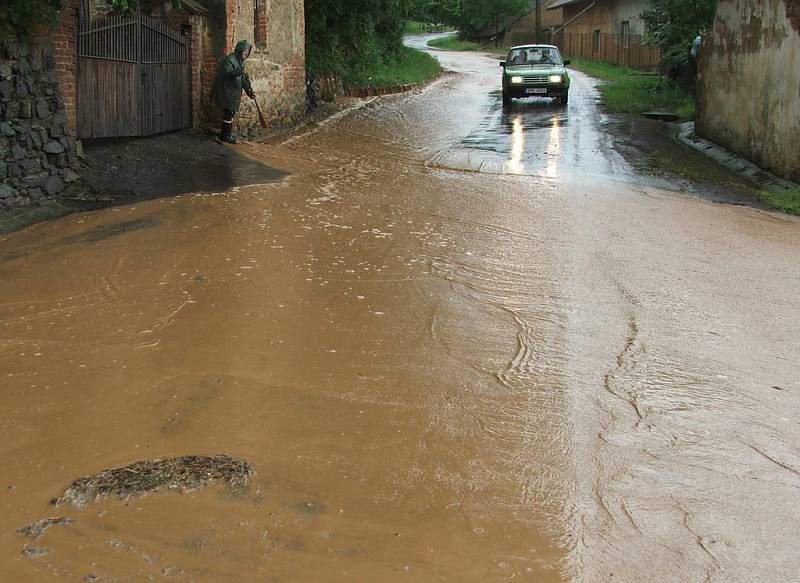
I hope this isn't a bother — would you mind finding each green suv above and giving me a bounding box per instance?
[501,45,571,106]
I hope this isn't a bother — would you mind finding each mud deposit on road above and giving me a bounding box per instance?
[0,132,287,236]
[2,39,800,582]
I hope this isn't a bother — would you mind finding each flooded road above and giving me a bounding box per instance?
[2,37,800,582]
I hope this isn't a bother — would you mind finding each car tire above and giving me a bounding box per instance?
[560,92,569,106]
[502,90,512,106]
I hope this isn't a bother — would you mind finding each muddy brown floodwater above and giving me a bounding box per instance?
[2,36,800,582]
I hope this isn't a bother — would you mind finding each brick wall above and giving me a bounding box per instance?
[255,0,269,45]
[227,0,306,138]
[226,0,236,52]
[188,17,204,128]
[51,0,80,136]
[39,0,306,143]
[196,0,238,130]
[788,0,800,32]
[234,0,256,46]
[201,1,229,130]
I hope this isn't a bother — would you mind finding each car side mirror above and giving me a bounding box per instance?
[563,59,571,66]
[499,61,506,67]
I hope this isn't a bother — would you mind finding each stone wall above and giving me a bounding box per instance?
[0,40,79,211]
[696,0,800,183]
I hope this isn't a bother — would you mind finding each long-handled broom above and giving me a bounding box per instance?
[245,72,268,129]
[253,95,268,129]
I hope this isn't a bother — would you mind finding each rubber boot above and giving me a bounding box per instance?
[220,120,237,144]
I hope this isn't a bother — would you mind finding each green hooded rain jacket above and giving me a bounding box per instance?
[211,40,254,112]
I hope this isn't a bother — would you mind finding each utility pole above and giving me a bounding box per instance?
[495,0,500,48]
[534,0,541,43]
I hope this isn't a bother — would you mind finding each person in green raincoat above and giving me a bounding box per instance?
[211,40,255,144]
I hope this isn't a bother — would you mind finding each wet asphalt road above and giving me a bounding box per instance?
[1,35,799,582]
[403,34,626,181]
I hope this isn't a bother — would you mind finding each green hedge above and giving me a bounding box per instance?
[0,0,63,41]
[305,0,411,85]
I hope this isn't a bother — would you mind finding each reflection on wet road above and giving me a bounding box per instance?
[1,33,799,583]
[438,93,573,178]
[405,33,625,181]
[495,111,563,177]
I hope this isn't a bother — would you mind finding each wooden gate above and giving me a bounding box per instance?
[77,1,190,139]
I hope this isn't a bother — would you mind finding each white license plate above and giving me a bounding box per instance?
[525,87,548,94]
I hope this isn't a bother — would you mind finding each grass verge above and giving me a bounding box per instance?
[404,20,430,34]
[567,58,695,120]
[404,21,455,34]
[348,46,441,87]
[486,45,513,57]
[427,35,480,51]
[424,36,510,55]
[759,188,800,215]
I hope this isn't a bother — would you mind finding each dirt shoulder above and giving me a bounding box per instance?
[79,131,286,200]
[604,113,765,208]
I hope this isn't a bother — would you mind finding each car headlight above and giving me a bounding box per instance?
[549,75,563,83]
[510,76,523,84]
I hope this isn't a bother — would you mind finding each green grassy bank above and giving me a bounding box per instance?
[487,45,513,57]
[759,188,800,215]
[427,35,480,51]
[347,46,441,87]
[404,20,429,34]
[567,59,695,120]
[425,36,508,54]
[404,21,456,35]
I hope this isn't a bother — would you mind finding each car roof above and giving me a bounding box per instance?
[509,44,559,50]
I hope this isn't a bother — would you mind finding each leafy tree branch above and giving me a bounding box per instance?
[0,0,64,41]
[641,0,717,70]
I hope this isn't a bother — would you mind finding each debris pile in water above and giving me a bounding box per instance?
[56,455,254,507]
[17,517,74,539]
[21,544,48,558]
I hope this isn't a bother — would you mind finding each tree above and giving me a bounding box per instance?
[110,0,181,14]
[641,0,717,71]
[456,0,530,38]
[305,0,416,81]
[0,0,64,41]
[0,0,182,41]
[408,0,461,26]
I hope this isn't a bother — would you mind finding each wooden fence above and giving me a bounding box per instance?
[77,1,190,139]
[543,31,661,70]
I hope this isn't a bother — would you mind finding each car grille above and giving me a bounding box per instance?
[523,75,549,84]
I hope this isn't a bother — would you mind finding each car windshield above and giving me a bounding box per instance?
[506,47,562,65]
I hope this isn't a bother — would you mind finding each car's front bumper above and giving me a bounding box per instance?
[504,84,568,98]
